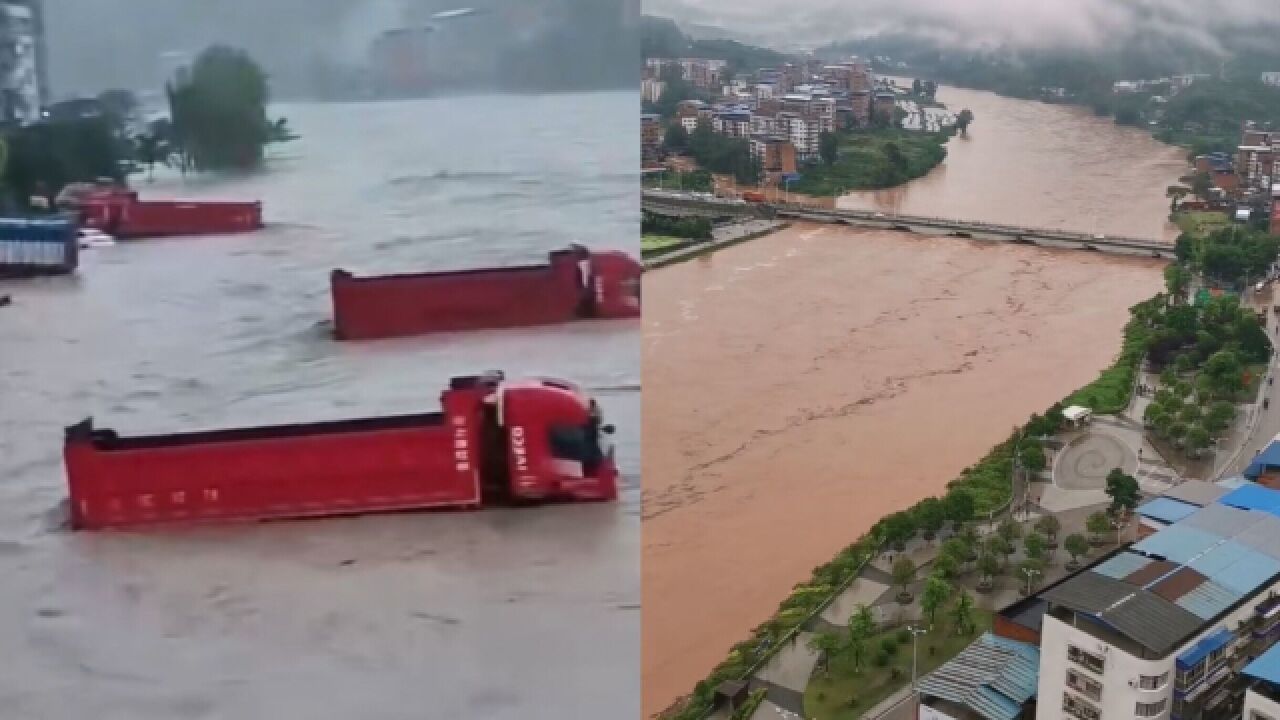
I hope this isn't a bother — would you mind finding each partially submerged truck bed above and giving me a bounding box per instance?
[64,373,618,530]
[331,246,641,340]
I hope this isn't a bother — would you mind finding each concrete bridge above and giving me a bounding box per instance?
[641,190,1175,260]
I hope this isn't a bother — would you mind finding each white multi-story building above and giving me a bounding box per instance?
[641,76,666,104]
[1263,73,1280,88]
[0,1,42,124]
[1035,484,1280,720]
[1242,645,1280,720]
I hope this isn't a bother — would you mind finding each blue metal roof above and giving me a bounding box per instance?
[1133,524,1225,563]
[916,633,1040,720]
[1175,579,1240,619]
[1094,551,1153,579]
[1220,483,1280,516]
[1217,476,1249,489]
[1244,446,1280,480]
[1139,497,1199,524]
[1206,549,1280,595]
[1177,627,1232,668]
[1243,641,1280,684]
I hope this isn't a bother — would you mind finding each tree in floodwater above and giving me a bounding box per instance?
[955,109,974,134]
[167,46,273,172]
[3,117,126,209]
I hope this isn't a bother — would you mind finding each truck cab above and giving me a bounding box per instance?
[470,374,618,503]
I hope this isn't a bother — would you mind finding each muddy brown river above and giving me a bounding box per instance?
[642,83,1183,715]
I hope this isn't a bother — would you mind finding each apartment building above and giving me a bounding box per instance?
[642,76,666,104]
[1034,483,1280,720]
[1243,645,1280,720]
[1262,73,1280,88]
[641,113,663,167]
[711,109,751,138]
[749,135,797,176]
[0,1,44,124]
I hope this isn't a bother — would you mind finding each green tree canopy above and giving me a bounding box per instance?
[1105,468,1141,514]
[1064,533,1090,565]
[167,45,273,171]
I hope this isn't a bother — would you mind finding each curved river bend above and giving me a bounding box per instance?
[642,83,1183,715]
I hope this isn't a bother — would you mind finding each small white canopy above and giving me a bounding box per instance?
[1063,405,1093,424]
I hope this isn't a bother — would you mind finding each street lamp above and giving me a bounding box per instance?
[1021,566,1039,596]
[907,624,928,690]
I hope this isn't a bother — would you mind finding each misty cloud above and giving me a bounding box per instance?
[646,0,1280,54]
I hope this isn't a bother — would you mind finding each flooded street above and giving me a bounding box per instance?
[0,92,639,720]
[642,86,1180,715]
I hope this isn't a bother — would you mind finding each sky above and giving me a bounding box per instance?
[40,0,637,98]
[643,0,1280,54]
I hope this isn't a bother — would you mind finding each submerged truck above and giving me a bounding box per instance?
[70,187,262,239]
[330,245,642,340]
[64,372,618,530]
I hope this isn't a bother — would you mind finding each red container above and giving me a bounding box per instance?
[64,372,619,530]
[78,188,262,239]
[742,191,766,203]
[331,246,641,341]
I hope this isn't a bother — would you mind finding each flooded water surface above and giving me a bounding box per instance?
[642,85,1182,715]
[0,92,639,720]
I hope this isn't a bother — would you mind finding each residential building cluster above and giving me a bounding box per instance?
[917,444,1280,720]
[641,55,907,182]
[1186,121,1280,236]
[1112,74,1211,96]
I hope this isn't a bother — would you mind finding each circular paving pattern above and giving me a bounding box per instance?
[1054,431,1138,490]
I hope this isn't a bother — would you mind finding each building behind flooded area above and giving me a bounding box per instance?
[0,0,46,124]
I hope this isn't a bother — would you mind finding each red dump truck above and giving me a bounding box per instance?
[64,372,618,530]
[330,245,642,341]
[71,187,262,239]
[742,191,766,203]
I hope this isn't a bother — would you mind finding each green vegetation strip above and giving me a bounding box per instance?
[668,298,1161,720]
[806,607,995,719]
[790,128,953,197]
[644,224,791,271]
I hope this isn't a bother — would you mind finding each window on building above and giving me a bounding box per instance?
[1176,660,1206,690]
[1138,672,1169,690]
[1062,692,1102,720]
[1068,645,1106,674]
[1066,669,1102,701]
[1136,699,1167,717]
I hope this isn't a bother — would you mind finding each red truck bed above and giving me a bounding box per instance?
[76,189,262,239]
[65,412,481,529]
[331,247,641,340]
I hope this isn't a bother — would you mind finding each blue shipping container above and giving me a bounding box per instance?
[0,215,79,277]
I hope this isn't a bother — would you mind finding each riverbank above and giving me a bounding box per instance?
[656,277,1161,720]
[643,219,1165,717]
[643,220,788,269]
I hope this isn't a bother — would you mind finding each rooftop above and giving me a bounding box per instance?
[1040,492,1280,655]
[1161,480,1229,508]
[1244,442,1280,480]
[1137,497,1199,525]
[1243,641,1280,685]
[916,633,1040,720]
